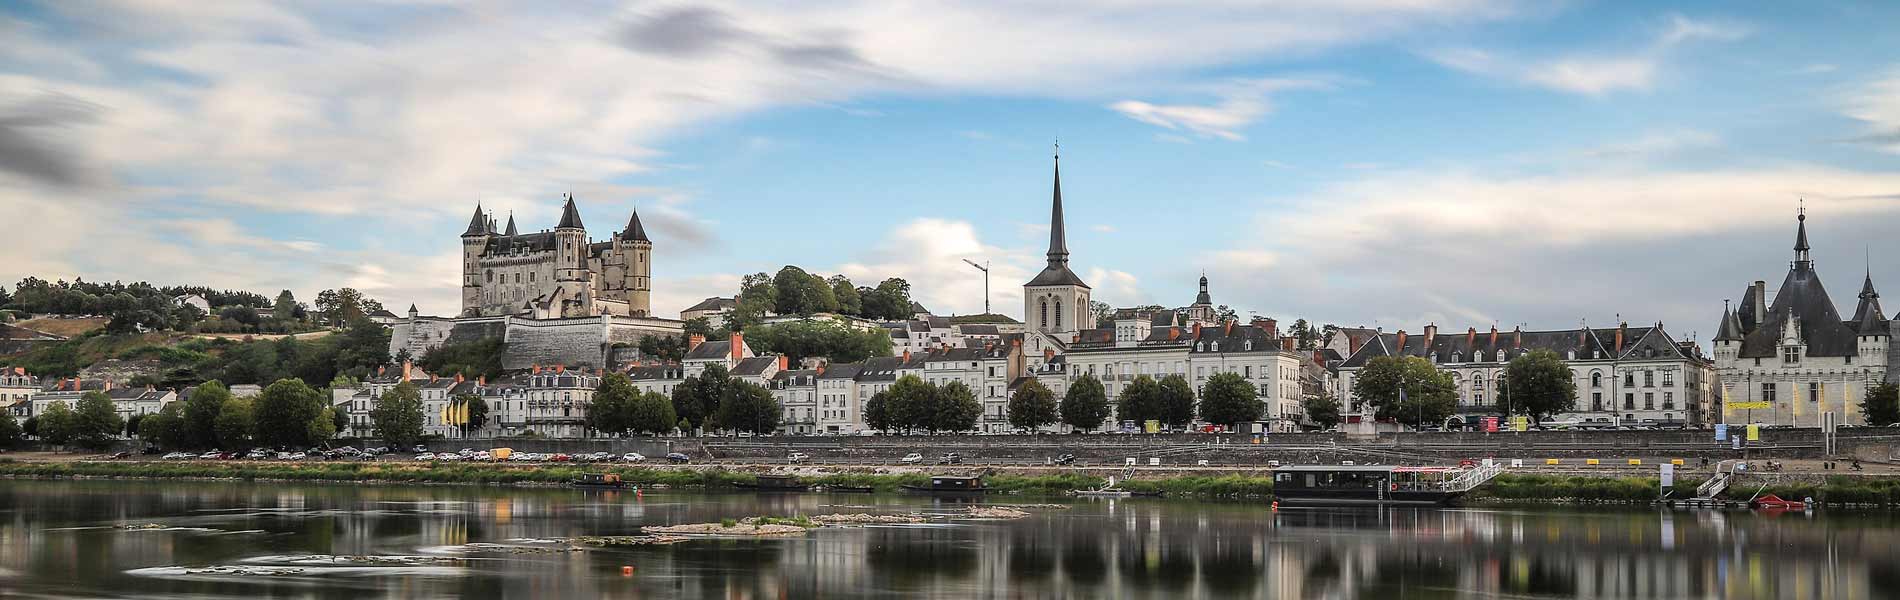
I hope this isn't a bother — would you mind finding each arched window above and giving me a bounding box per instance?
[1451,352,1461,362]
[1495,350,1505,362]
[1474,373,1486,390]
[485,269,494,283]
[1039,299,1048,329]
[1054,299,1063,329]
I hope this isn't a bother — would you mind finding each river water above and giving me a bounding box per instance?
[0,479,1896,599]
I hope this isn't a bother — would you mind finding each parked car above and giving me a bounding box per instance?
[414,452,437,461]
[622,452,647,463]
[473,451,492,461]
[412,445,428,453]
[938,453,962,465]
[162,452,192,460]
[588,452,612,462]
[286,452,307,461]
[1052,453,1075,465]
[246,449,272,460]
[900,453,924,464]
[199,450,224,460]
[665,452,691,463]
[788,452,810,463]
[110,451,132,459]
[438,453,462,462]
[549,453,573,462]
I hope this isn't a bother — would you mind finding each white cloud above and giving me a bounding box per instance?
[1424,13,1745,96]
[1842,67,1900,154]
[1091,224,1118,234]
[1110,78,1332,140]
[832,218,1041,317]
[1580,128,1721,158]
[1083,268,1148,307]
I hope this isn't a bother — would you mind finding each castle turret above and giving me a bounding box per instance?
[460,203,491,316]
[551,194,594,317]
[617,207,652,317]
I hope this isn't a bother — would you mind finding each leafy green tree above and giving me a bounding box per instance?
[731,272,777,331]
[1353,355,1458,429]
[885,375,937,434]
[71,390,125,450]
[1061,375,1110,431]
[313,288,383,326]
[1157,374,1197,429]
[744,318,893,364]
[371,381,426,447]
[829,275,862,316]
[1863,382,1900,427]
[1303,391,1342,429]
[629,391,678,435]
[272,290,299,323]
[124,413,144,438]
[21,416,37,438]
[1501,349,1578,423]
[683,317,716,338]
[590,374,639,435]
[139,403,187,449]
[1006,380,1059,431]
[308,407,338,444]
[331,403,349,434]
[462,394,488,431]
[636,334,687,362]
[1198,372,1262,429]
[253,379,324,448]
[418,337,505,381]
[863,390,894,433]
[671,364,731,433]
[933,381,982,433]
[1116,375,1162,427]
[215,397,254,448]
[0,411,21,448]
[184,380,233,448]
[859,278,914,321]
[714,381,780,435]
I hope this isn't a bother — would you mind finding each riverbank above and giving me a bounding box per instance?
[5,460,1900,506]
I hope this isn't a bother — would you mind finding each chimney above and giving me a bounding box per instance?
[1281,338,1295,351]
[1192,322,1203,339]
[1168,327,1180,341]
[1012,337,1022,348]
[1312,349,1326,364]
[402,361,413,381]
[1616,322,1627,352]
[1263,318,1278,339]
[478,375,486,386]
[1467,327,1477,348]
[1512,325,1521,349]
[429,373,438,383]
[103,380,112,392]
[377,365,386,376]
[1423,323,1437,349]
[1395,330,1407,352]
[1224,321,1234,336]
[902,350,911,364]
[1488,326,1498,348]
[532,364,541,374]
[555,365,565,373]
[777,355,788,371]
[1044,348,1055,361]
[731,331,744,360]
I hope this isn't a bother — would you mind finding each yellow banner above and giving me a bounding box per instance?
[1846,382,1858,418]
[1143,420,1159,434]
[1746,424,1761,441]
[1728,401,1772,410]
[1722,386,1733,415]
[1511,416,1529,432]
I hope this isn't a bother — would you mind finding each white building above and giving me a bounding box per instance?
[1186,320,1310,432]
[1712,210,1888,426]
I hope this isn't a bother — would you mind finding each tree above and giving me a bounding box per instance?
[307,407,338,444]
[184,380,233,448]
[272,290,299,323]
[1198,372,1262,429]
[1501,349,1578,423]
[462,394,488,431]
[591,374,639,435]
[418,337,505,381]
[313,288,382,326]
[885,375,937,433]
[22,416,37,438]
[1352,356,1458,429]
[139,403,187,450]
[253,379,325,448]
[683,317,716,338]
[714,381,780,435]
[1006,380,1059,432]
[1116,375,1162,428]
[124,413,144,438]
[628,391,678,435]
[215,397,254,448]
[1289,319,1319,351]
[933,381,981,433]
[1303,391,1342,429]
[860,278,914,321]
[772,266,822,316]
[730,272,777,331]
[672,364,731,432]
[1214,305,1238,323]
[1061,375,1111,431]
[829,275,862,316]
[72,390,126,450]
[331,405,349,435]
[1090,300,1114,328]
[864,391,894,433]
[1864,382,1900,427]
[0,411,21,448]
[744,318,893,364]
[371,381,426,447]
[1157,374,1197,429]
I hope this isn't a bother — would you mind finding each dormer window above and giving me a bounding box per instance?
[1782,346,1800,365]
[1244,341,1253,351]
[1211,342,1220,352]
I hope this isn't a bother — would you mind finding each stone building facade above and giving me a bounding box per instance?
[459,194,652,319]
[1023,153,1090,339]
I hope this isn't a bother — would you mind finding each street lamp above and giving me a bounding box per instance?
[962,259,990,315]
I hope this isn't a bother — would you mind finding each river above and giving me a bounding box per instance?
[0,479,1896,599]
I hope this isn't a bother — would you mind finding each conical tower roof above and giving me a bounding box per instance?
[1714,300,1743,341]
[556,194,584,230]
[462,204,489,237]
[620,207,649,241]
[504,212,518,236]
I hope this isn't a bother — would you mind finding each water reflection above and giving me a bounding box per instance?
[3,480,1900,598]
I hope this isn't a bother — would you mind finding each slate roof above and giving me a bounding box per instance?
[1025,153,1090,289]
[820,362,864,380]
[683,297,736,313]
[1737,262,1861,358]
[463,204,490,236]
[480,231,558,257]
[1338,325,1690,369]
[1187,324,1279,354]
[1850,272,1887,334]
[504,214,518,236]
[909,301,931,315]
[854,357,902,381]
[556,195,584,229]
[731,356,778,377]
[621,208,649,241]
[627,365,686,381]
[958,324,999,336]
[685,341,733,360]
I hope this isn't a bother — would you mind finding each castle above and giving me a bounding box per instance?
[460,194,651,318]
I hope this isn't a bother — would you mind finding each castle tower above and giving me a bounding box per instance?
[617,207,653,317]
[1023,145,1090,336]
[459,203,491,316]
[552,194,594,317]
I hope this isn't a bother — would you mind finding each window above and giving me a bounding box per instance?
[1591,371,1602,388]
[1663,392,1674,409]
[1662,371,1674,387]
[1761,383,1777,403]
[1592,392,1603,411]
[1643,393,1654,410]
[1054,300,1063,329]
[1473,374,1485,390]
[1623,393,1634,410]
[514,272,521,283]
[1783,346,1800,365]
[1244,366,1253,378]
[1624,372,1635,387]
[1643,370,1654,388]
[529,272,536,282]
[1197,366,1205,379]
[485,270,494,283]
[1040,300,1048,329]
[1496,350,1505,361]
[1451,352,1461,362]
[1808,382,1820,403]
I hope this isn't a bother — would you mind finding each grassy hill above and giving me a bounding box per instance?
[14,317,108,338]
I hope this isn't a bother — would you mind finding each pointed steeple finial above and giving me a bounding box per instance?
[1045,142,1068,267]
[504,211,518,236]
[462,203,489,237]
[556,194,585,230]
[1793,201,1811,268]
[620,206,649,242]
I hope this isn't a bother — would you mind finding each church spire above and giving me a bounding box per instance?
[556,193,585,230]
[462,203,489,237]
[1195,272,1211,305]
[1046,143,1068,268]
[1793,203,1811,269]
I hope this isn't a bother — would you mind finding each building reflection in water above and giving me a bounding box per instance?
[3,480,1900,599]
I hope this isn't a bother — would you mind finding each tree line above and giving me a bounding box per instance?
[1,277,386,336]
[1000,372,1275,433]
[727,266,918,331]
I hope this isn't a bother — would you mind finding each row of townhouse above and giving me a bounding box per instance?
[1064,313,1313,433]
[767,339,1029,435]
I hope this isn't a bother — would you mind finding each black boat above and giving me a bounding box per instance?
[901,475,987,495]
[570,473,632,489]
[1270,465,1474,506]
[732,474,811,492]
[821,484,875,493]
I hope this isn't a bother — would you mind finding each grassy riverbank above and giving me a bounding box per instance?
[1474,474,1900,506]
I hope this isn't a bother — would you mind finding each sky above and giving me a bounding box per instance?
[2,0,1899,344]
